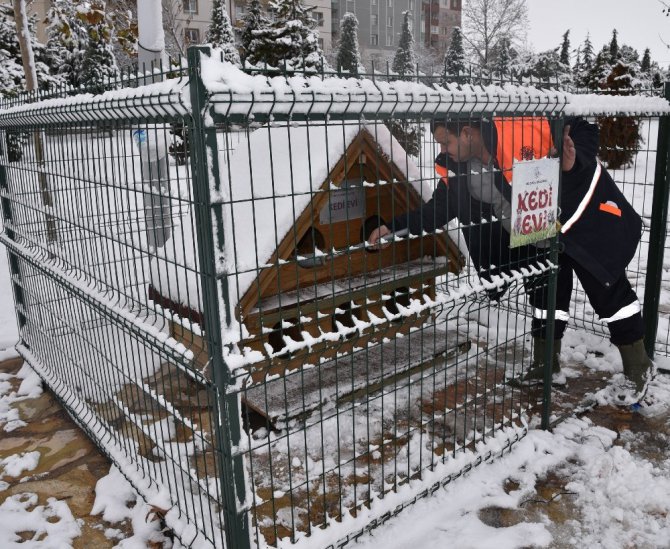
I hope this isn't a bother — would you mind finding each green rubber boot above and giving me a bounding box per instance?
[616,338,655,403]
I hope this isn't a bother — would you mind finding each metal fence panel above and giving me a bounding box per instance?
[1,47,669,548]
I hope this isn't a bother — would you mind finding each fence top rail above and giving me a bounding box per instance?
[2,49,670,129]
[200,54,670,123]
[0,77,190,128]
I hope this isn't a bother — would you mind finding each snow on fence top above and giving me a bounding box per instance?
[1,52,670,127]
[0,78,190,127]
[200,55,670,121]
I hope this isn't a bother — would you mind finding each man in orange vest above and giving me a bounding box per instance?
[369,116,654,404]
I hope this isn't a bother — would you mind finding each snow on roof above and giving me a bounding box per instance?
[150,121,429,332]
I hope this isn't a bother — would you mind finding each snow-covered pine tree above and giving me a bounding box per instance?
[559,30,571,67]
[442,26,466,84]
[240,0,269,64]
[79,1,119,92]
[641,48,651,74]
[392,11,417,80]
[491,35,512,77]
[586,48,611,90]
[45,0,90,87]
[387,11,421,157]
[597,60,642,170]
[206,0,241,65]
[533,48,562,82]
[608,29,619,63]
[573,34,594,88]
[247,0,327,72]
[335,12,362,76]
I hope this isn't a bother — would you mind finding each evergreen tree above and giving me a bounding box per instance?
[609,29,619,62]
[392,11,417,80]
[598,60,642,170]
[335,13,362,76]
[652,71,663,89]
[574,34,594,88]
[586,48,611,90]
[206,0,241,65]
[442,26,466,84]
[559,30,571,66]
[240,0,269,64]
[492,35,512,76]
[533,48,562,81]
[246,0,327,71]
[79,1,119,92]
[641,48,651,74]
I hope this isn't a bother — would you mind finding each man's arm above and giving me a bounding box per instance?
[368,180,453,247]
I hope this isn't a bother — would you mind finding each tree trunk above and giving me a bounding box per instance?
[12,0,57,244]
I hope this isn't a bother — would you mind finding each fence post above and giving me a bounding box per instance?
[643,83,670,360]
[187,46,251,549]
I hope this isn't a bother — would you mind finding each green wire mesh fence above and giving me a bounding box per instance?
[0,46,668,548]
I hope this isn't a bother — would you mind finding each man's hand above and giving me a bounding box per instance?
[562,125,576,172]
[368,225,392,249]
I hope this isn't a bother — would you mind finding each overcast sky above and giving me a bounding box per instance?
[526,0,670,66]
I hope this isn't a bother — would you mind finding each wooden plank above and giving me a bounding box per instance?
[243,327,471,423]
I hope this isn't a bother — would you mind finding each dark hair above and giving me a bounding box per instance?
[430,117,483,135]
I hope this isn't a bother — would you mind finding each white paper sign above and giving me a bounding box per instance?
[509,157,560,248]
[320,181,366,224]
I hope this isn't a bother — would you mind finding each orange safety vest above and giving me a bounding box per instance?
[434,117,554,185]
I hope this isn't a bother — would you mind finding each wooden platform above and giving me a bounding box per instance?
[243,327,471,423]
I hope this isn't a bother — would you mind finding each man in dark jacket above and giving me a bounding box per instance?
[369,115,654,403]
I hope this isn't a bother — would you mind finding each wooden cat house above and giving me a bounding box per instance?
[149,122,464,418]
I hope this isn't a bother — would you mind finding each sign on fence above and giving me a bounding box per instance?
[510,158,560,248]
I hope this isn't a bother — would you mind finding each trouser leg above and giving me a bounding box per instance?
[570,261,643,346]
[527,253,573,340]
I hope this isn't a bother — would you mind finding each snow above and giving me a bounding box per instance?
[355,408,670,549]
[0,493,81,547]
[91,465,170,547]
[137,0,166,54]
[200,54,670,121]
[0,77,190,126]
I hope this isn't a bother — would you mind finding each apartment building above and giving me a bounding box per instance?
[331,0,461,65]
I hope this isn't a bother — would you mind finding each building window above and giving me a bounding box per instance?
[388,0,393,7]
[441,0,449,6]
[235,5,245,19]
[347,0,354,11]
[431,25,439,35]
[185,28,200,44]
[318,37,324,49]
[183,0,198,14]
[371,14,378,25]
[386,34,393,46]
[451,0,461,8]
[313,11,324,26]
[371,34,378,45]
[371,0,377,4]
[409,0,415,8]
[387,16,393,26]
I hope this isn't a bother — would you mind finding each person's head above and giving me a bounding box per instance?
[431,118,483,162]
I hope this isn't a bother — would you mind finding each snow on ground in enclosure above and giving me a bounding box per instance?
[355,371,670,549]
